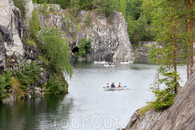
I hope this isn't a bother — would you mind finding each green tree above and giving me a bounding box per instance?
[126,0,143,20]
[79,0,93,10]
[118,0,127,18]
[37,27,73,77]
[29,9,41,39]
[148,1,190,111]
[92,0,114,16]
[13,0,26,17]
[141,0,153,23]
[78,38,92,57]
[70,0,80,15]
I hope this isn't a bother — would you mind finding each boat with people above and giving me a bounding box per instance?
[103,62,115,67]
[120,60,133,64]
[94,60,106,64]
[103,82,129,91]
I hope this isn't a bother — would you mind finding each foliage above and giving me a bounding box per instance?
[79,0,93,10]
[46,74,68,94]
[70,0,80,15]
[2,70,12,89]
[138,102,153,116]
[126,0,143,21]
[118,0,127,18]
[42,2,48,13]
[78,37,92,57]
[13,0,26,18]
[16,61,40,88]
[37,27,73,77]
[84,13,92,27]
[29,9,41,39]
[92,0,114,17]
[49,6,54,12]
[0,75,8,100]
[141,0,153,23]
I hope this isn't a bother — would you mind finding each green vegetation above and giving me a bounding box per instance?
[75,37,92,58]
[29,9,41,39]
[46,74,68,94]
[15,61,41,89]
[37,27,73,77]
[0,70,13,100]
[13,0,26,17]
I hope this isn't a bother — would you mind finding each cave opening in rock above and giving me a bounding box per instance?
[72,47,79,54]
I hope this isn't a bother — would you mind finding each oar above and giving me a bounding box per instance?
[124,86,127,87]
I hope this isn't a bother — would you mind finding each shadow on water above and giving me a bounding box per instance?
[0,94,73,130]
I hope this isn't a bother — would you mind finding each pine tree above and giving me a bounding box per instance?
[70,0,80,15]
[118,0,127,18]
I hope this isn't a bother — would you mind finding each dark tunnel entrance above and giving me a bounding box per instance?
[72,47,79,54]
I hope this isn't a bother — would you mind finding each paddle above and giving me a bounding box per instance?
[124,86,127,87]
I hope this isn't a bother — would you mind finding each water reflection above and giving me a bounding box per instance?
[0,94,73,130]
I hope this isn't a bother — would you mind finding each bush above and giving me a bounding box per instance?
[16,61,40,88]
[29,9,41,39]
[78,37,92,57]
[46,74,68,94]
[49,6,53,12]
[3,70,13,89]
[42,2,48,13]
[0,75,8,100]
[152,93,176,111]
[37,27,73,77]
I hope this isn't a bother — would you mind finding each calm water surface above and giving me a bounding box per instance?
[0,62,187,130]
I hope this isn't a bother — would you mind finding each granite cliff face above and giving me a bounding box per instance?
[0,0,64,101]
[34,4,134,61]
[125,69,195,130]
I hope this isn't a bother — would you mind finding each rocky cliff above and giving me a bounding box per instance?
[125,68,195,130]
[0,0,67,102]
[34,4,134,61]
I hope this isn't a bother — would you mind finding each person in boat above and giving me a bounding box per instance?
[99,59,101,62]
[118,82,121,88]
[111,82,115,88]
[112,62,115,65]
[109,62,111,65]
[106,83,109,88]
[105,62,108,65]
[126,60,128,62]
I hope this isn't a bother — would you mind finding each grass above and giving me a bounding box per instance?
[138,102,153,117]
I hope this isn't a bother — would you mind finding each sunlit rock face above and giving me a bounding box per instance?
[35,4,134,61]
[0,0,24,70]
[125,69,195,130]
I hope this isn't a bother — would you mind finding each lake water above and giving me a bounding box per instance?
[0,61,187,130]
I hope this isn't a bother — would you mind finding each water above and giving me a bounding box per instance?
[0,62,187,130]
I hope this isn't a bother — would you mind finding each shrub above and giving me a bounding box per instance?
[49,6,53,12]
[42,2,48,13]
[3,70,13,89]
[78,37,92,57]
[46,74,68,94]
[37,27,73,77]
[29,9,41,39]
[16,61,40,88]
[0,75,8,100]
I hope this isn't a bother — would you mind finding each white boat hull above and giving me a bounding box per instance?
[94,61,106,64]
[103,64,115,67]
[120,61,133,64]
[104,87,125,91]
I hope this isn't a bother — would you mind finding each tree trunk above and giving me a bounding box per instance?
[190,0,193,76]
[186,1,189,79]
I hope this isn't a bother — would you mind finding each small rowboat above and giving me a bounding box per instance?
[120,61,133,64]
[103,64,115,67]
[94,61,106,64]
[103,86,129,91]
[104,87,124,91]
